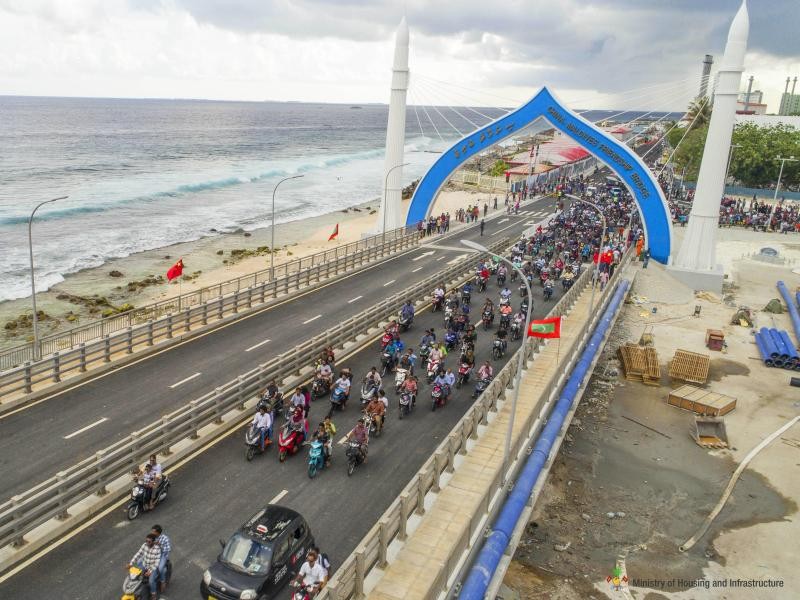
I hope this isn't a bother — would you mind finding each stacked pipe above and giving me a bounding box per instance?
[754,327,800,370]
[776,280,800,346]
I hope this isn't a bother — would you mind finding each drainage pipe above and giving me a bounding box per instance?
[768,328,789,360]
[778,330,799,361]
[458,279,630,599]
[758,327,780,359]
[754,333,774,367]
[777,281,800,346]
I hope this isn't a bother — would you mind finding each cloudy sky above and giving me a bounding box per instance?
[0,0,797,112]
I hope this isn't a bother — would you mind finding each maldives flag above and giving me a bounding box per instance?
[328,224,339,241]
[166,258,184,281]
[528,316,561,339]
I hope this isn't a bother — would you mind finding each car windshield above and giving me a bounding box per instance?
[220,533,273,575]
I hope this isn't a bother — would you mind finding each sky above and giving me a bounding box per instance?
[0,0,797,112]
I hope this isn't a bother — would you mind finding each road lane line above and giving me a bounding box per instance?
[436,256,446,261]
[384,280,396,286]
[169,372,202,389]
[63,417,108,440]
[245,339,271,352]
[412,267,422,273]
[338,433,349,445]
[269,489,289,504]
[491,221,524,236]
[303,314,322,324]
[499,218,509,224]
[347,296,363,303]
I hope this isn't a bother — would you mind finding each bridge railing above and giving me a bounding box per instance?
[320,250,634,600]
[0,239,510,558]
[0,227,420,398]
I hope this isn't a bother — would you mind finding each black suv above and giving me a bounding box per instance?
[201,505,315,600]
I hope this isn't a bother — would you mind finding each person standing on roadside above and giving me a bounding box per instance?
[480,219,485,236]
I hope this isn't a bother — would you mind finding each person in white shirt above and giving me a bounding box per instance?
[293,550,327,593]
[251,405,272,450]
[316,361,333,385]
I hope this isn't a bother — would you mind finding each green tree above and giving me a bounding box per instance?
[685,97,712,130]
[489,159,510,177]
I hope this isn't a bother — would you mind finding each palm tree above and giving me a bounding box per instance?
[685,97,712,131]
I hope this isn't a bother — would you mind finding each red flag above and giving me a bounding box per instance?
[328,224,339,241]
[166,258,184,281]
[527,316,561,339]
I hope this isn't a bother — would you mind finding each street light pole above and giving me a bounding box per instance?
[461,239,532,484]
[566,194,606,313]
[28,196,67,361]
[724,143,741,188]
[383,162,410,244]
[270,175,304,280]
[769,156,798,231]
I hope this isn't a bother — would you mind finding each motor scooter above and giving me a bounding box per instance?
[307,439,326,479]
[121,561,171,600]
[289,581,317,600]
[399,313,413,332]
[431,295,444,312]
[328,385,347,417]
[394,368,408,393]
[456,362,471,388]
[492,338,505,360]
[444,330,459,351]
[431,383,449,411]
[361,380,380,404]
[443,305,454,329]
[277,422,305,462]
[379,331,393,350]
[346,440,367,476]
[311,376,330,399]
[510,320,522,341]
[426,358,441,383]
[380,350,394,376]
[482,309,494,330]
[472,376,493,399]
[126,474,170,521]
[399,390,415,419]
[245,424,271,461]
[497,272,506,286]
[543,280,554,301]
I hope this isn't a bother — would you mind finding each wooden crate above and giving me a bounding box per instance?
[669,349,710,384]
[618,343,661,385]
[668,384,736,416]
[706,329,725,351]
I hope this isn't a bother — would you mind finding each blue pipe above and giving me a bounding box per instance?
[778,330,799,360]
[795,291,800,310]
[459,279,630,599]
[759,327,779,358]
[768,328,789,359]
[754,333,774,367]
[777,281,800,347]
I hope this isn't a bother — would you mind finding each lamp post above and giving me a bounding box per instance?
[383,162,410,244]
[461,238,532,484]
[566,194,606,313]
[769,156,798,231]
[270,175,304,279]
[29,196,67,361]
[724,143,742,187]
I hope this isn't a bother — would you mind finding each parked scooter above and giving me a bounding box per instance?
[120,560,172,600]
[307,439,326,479]
[126,473,170,520]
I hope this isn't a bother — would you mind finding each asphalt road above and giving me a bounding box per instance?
[0,197,554,501]
[0,199,568,599]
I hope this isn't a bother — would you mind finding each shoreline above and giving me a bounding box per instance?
[0,188,499,349]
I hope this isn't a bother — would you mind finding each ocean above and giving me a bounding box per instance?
[0,96,676,303]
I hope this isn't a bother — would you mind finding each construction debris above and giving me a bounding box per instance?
[669,349,711,384]
[617,343,661,385]
[763,298,784,314]
[668,384,737,416]
[730,307,754,327]
[692,416,729,449]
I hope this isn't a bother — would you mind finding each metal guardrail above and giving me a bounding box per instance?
[0,229,421,397]
[0,225,418,372]
[319,249,634,600]
[0,239,510,554]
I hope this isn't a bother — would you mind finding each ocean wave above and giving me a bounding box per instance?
[0,148,386,226]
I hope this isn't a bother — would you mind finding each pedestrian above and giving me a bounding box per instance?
[642,248,650,269]
[480,219,485,236]
[483,203,488,217]
[493,196,498,210]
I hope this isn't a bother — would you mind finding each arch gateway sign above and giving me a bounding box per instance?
[405,86,673,264]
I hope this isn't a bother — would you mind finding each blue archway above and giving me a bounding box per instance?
[406,86,673,263]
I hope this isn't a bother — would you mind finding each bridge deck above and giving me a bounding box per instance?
[368,279,597,599]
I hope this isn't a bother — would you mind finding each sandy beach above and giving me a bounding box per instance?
[0,187,507,350]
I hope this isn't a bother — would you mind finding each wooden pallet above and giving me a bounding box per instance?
[668,384,736,416]
[618,343,661,385]
[643,347,661,385]
[669,349,710,384]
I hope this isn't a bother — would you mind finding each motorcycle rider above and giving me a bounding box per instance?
[144,455,163,511]
[365,366,382,392]
[444,367,456,389]
[251,404,273,451]
[398,348,417,375]
[432,285,445,309]
[420,329,436,349]
[129,532,162,599]
[497,263,507,282]
[387,336,405,371]
[460,343,476,367]
[461,281,473,304]
[478,361,494,381]
[499,286,512,305]
[401,375,418,405]
[499,302,513,328]
[313,423,332,466]
[333,372,351,408]
[140,463,157,512]
[316,360,333,388]
[290,387,306,415]
[433,371,452,404]
[482,298,494,323]
[291,549,327,597]
[151,525,171,593]
[447,289,459,308]
[400,300,415,325]
[494,327,508,355]
[365,395,386,433]
[322,416,336,462]
[346,418,370,463]
[288,406,307,444]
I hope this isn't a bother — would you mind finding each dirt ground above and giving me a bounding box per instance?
[503,235,800,600]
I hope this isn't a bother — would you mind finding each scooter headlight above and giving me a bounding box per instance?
[240,590,257,600]
[203,569,212,585]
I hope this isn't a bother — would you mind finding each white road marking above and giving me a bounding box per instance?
[348,296,363,303]
[303,314,322,324]
[169,372,202,389]
[491,221,525,236]
[412,251,435,261]
[63,417,108,440]
[245,339,271,352]
[447,253,469,265]
[269,489,289,504]
[499,218,509,224]
[436,256,446,261]
[384,280,396,286]
[412,267,422,273]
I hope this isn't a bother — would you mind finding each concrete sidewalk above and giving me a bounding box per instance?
[367,277,601,600]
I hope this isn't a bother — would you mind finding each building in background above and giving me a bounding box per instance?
[779,93,800,116]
